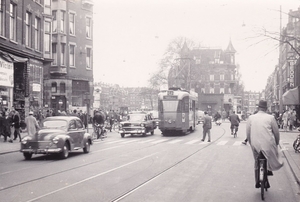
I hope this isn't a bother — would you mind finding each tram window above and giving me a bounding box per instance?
[162,100,179,112]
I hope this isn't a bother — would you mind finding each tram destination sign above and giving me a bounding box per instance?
[163,95,178,100]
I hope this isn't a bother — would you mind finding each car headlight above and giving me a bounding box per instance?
[21,136,32,144]
[52,137,59,144]
[140,123,145,127]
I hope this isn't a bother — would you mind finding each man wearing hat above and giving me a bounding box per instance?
[24,111,40,137]
[246,100,283,189]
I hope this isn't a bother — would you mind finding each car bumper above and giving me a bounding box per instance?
[20,148,62,154]
[119,128,146,134]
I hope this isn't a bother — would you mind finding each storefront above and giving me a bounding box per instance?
[0,56,14,111]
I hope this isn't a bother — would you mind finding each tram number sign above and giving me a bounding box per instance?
[163,95,177,100]
[167,91,174,96]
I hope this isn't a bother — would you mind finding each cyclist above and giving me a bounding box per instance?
[228,111,240,136]
[93,110,105,138]
[246,100,284,188]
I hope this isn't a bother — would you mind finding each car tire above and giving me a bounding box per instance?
[23,152,32,160]
[83,140,91,153]
[121,133,125,138]
[151,130,154,135]
[60,142,69,159]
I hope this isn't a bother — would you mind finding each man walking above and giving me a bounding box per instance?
[24,111,40,136]
[246,100,283,188]
[201,111,212,142]
[229,111,240,136]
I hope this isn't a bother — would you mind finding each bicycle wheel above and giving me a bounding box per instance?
[259,160,265,200]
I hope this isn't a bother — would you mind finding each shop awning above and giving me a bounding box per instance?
[0,50,28,63]
[282,86,300,105]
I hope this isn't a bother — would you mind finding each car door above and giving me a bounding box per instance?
[68,119,79,148]
[75,119,85,147]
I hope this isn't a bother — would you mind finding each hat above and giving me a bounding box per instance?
[257,100,267,108]
[29,111,34,115]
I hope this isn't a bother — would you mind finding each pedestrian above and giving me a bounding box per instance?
[228,110,240,135]
[11,110,21,142]
[201,111,212,142]
[0,111,8,142]
[246,100,283,188]
[282,110,290,132]
[289,110,296,131]
[24,111,40,136]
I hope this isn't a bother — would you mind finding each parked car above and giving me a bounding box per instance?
[20,116,92,160]
[119,111,156,138]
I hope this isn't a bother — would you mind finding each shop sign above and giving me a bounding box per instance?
[0,91,9,96]
[32,83,41,92]
[0,57,14,87]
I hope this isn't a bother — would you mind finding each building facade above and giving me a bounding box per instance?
[0,0,46,119]
[168,41,238,116]
[43,0,94,114]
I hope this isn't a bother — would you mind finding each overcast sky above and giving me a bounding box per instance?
[93,0,300,91]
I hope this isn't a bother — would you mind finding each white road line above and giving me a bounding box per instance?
[185,139,201,144]
[167,139,183,144]
[216,141,228,145]
[199,141,210,145]
[104,140,125,144]
[151,139,169,144]
[138,139,157,143]
[25,152,159,202]
[233,141,242,146]
[119,140,139,144]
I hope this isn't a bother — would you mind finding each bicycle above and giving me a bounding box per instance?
[257,151,270,200]
[93,123,106,140]
[231,125,238,138]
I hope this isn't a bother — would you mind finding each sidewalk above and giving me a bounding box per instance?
[278,129,300,185]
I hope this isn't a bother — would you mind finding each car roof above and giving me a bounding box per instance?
[44,116,81,121]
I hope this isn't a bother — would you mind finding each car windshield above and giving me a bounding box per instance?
[128,114,145,122]
[42,120,68,129]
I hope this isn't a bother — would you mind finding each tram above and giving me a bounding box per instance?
[158,87,198,135]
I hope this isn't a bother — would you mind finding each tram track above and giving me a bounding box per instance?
[0,134,187,192]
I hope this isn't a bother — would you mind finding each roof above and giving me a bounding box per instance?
[225,39,236,53]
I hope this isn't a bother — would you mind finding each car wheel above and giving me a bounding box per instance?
[60,142,69,159]
[83,140,91,153]
[23,152,32,160]
[151,130,154,135]
[121,133,125,138]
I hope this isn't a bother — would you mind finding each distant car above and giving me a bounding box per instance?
[197,110,205,124]
[20,116,92,160]
[148,110,159,128]
[119,112,156,138]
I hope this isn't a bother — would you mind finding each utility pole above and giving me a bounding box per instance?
[279,5,283,113]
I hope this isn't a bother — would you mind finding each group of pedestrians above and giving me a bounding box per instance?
[0,108,22,143]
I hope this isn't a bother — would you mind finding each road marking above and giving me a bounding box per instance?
[167,139,183,144]
[185,139,201,144]
[104,140,125,144]
[233,141,242,146]
[138,139,157,143]
[25,152,159,202]
[199,141,210,145]
[217,141,227,145]
[119,140,139,144]
[151,139,168,144]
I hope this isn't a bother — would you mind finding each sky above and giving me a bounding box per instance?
[93,0,300,92]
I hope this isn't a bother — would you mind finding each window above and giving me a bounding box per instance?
[52,43,57,65]
[220,74,224,81]
[69,44,75,66]
[60,11,65,33]
[60,82,65,93]
[52,10,57,32]
[220,88,224,94]
[86,47,91,69]
[34,17,41,51]
[51,82,57,93]
[44,0,51,15]
[61,43,65,65]
[9,3,16,41]
[86,17,91,38]
[44,21,51,52]
[209,75,214,81]
[25,12,32,47]
[210,88,214,94]
[0,0,4,36]
[69,13,75,35]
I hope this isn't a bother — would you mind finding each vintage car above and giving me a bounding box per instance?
[20,116,92,160]
[119,112,156,138]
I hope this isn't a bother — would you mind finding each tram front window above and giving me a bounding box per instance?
[162,100,179,112]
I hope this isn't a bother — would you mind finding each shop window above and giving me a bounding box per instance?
[60,82,65,93]
[51,82,57,93]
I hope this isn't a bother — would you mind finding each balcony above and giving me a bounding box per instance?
[50,66,67,75]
